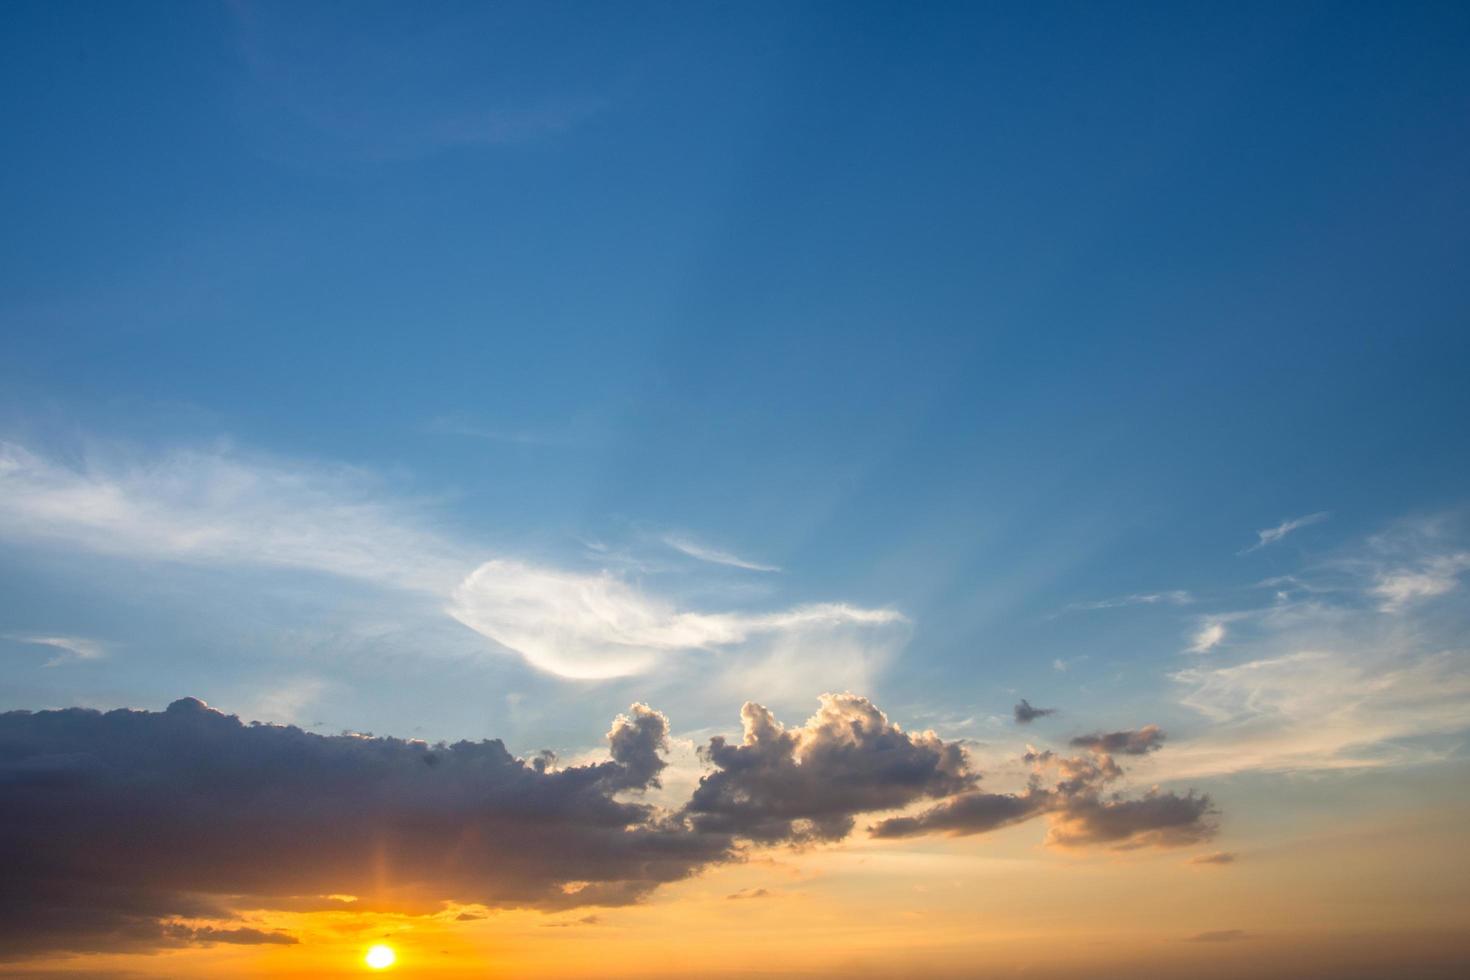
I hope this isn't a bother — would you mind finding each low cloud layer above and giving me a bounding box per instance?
[0,694,1217,958]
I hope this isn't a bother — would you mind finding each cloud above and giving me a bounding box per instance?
[868,791,1044,839]
[1187,619,1228,654]
[725,888,771,900]
[1156,519,1470,778]
[1167,648,1470,778]
[1067,591,1193,612]
[1241,512,1329,554]
[4,634,106,667]
[871,729,1215,851]
[1013,699,1056,724]
[1069,726,1165,756]
[0,441,466,593]
[1045,788,1216,849]
[661,534,780,573]
[0,441,899,680]
[684,694,975,843]
[1372,554,1470,612]
[0,694,1213,956]
[1189,851,1236,865]
[448,560,902,679]
[0,696,723,959]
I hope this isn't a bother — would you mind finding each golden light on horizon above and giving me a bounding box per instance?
[365,944,396,970]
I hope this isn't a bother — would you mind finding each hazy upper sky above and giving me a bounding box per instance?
[2,2,1468,977]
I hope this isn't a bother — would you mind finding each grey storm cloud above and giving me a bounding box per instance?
[0,694,1221,958]
[1013,699,1056,724]
[0,697,720,959]
[1069,725,1166,755]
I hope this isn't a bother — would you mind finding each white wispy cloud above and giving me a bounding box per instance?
[5,634,107,667]
[1372,553,1470,612]
[1186,618,1228,654]
[448,559,898,679]
[660,533,780,573]
[0,441,898,681]
[1156,525,1470,779]
[1066,590,1192,612]
[1239,511,1329,554]
[1167,647,1470,779]
[0,441,467,592]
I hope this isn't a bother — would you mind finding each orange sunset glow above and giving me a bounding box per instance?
[3,1,1469,978]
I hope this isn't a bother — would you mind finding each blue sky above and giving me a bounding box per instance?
[2,0,1469,775]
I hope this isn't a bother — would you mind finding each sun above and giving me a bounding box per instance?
[365,944,396,970]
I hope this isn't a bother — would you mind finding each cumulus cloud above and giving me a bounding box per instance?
[684,694,974,843]
[1240,512,1329,554]
[0,694,1213,957]
[0,696,725,958]
[872,727,1215,852]
[1013,699,1056,724]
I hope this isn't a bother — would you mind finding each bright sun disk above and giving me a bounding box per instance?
[365,944,396,970]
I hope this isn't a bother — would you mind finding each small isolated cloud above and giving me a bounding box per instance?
[1187,929,1248,943]
[1372,554,1470,612]
[661,534,780,573]
[1013,699,1056,724]
[1070,726,1165,756]
[1189,851,1236,865]
[726,888,771,900]
[1188,619,1228,654]
[1241,512,1329,554]
[1052,656,1087,673]
[5,634,106,667]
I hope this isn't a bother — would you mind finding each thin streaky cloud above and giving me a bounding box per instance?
[0,441,896,681]
[662,533,781,573]
[1065,590,1193,613]
[1372,553,1470,612]
[425,414,569,447]
[1240,512,1329,554]
[5,634,106,667]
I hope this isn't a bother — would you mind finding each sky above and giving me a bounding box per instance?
[2,1,1469,977]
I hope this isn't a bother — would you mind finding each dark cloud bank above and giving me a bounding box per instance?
[0,694,1216,959]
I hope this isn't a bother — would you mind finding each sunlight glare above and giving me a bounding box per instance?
[365,944,396,970]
